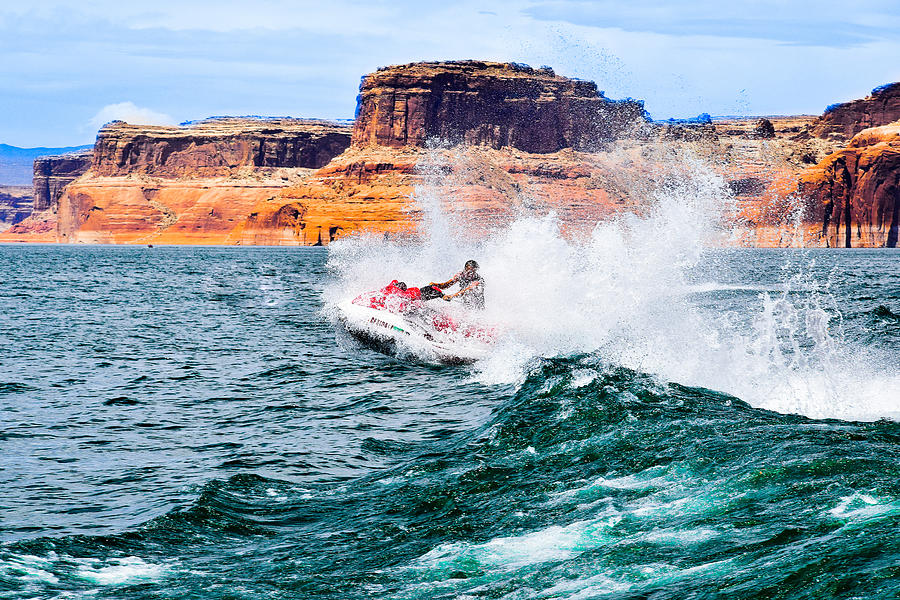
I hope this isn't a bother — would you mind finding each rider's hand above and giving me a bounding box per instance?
[442,296,451,302]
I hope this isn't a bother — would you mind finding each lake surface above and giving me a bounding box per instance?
[1,244,898,599]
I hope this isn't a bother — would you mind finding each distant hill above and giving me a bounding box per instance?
[0,143,93,186]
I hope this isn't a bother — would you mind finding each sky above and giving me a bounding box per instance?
[2,0,899,147]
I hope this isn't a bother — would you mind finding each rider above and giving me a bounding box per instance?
[429,260,485,309]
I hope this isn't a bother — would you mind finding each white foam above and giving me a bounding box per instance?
[415,515,623,571]
[75,556,166,586]
[0,553,60,585]
[640,526,722,545]
[325,144,900,422]
[828,492,899,523]
[528,558,734,600]
[570,369,599,388]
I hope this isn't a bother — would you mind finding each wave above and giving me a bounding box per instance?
[0,382,37,395]
[872,304,900,321]
[4,357,899,598]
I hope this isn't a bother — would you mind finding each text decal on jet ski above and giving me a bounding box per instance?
[369,316,410,336]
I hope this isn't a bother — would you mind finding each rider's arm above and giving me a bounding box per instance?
[429,275,457,289]
[443,280,479,300]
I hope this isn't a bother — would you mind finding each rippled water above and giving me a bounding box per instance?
[1,244,899,599]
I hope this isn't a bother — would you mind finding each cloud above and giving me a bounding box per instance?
[523,0,900,48]
[88,102,176,129]
[3,1,898,146]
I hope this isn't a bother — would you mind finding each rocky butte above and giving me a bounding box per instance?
[808,83,900,140]
[1,61,897,248]
[352,61,647,152]
[33,149,92,210]
[92,117,350,177]
[2,118,352,244]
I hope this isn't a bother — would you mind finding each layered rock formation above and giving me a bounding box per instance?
[799,123,900,247]
[56,175,300,244]
[33,150,92,210]
[6,61,896,248]
[809,83,900,139]
[236,61,656,245]
[234,145,648,246]
[241,72,847,247]
[93,117,352,177]
[352,61,647,153]
[1,118,353,244]
[0,186,33,229]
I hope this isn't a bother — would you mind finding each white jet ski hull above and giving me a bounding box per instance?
[336,300,490,365]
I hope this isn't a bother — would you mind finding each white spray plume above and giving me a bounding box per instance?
[325,143,899,422]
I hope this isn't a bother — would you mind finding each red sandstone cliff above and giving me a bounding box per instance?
[799,123,900,247]
[4,61,891,248]
[92,117,351,177]
[234,144,653,246]
[1,118,353,244]
[33,150,92,210]
[2,150,93,240]
[809,83,900,140]
[352,61,647,153]
[238,108,835,247]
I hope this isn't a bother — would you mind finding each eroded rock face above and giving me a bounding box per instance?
[809,83,900,139]
[752,118,775,139]
[93,118,352,178]
[55,175,297,244]
[238,139,762,246]
[352,61,647,153]
[800,124,900,247]
[17,117,353,244]
[33,150,92,211]
[0,186,34,230]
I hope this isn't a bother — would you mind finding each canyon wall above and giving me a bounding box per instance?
[0,186,33,230]
[809,82,900,140]
[234,144,651,246]
[92,117,352,177]
[799,123,900,247]
[2,118,353,244]
[238,61,658,245]
[33,150,92,210]
[241,66,845,247]
[56,176,296,244]
[5,62,897,248]
[352,61,647,152]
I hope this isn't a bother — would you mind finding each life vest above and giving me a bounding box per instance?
[355,280,422,313]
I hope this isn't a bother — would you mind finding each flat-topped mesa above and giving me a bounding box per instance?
[809,83,900,139]
[352,61,647,153]
[92,117,353,178]
[33,150,92,210]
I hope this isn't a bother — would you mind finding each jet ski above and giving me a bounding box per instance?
[335,280,495,364]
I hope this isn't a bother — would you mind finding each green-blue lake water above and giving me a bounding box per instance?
[1,243,898,599]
